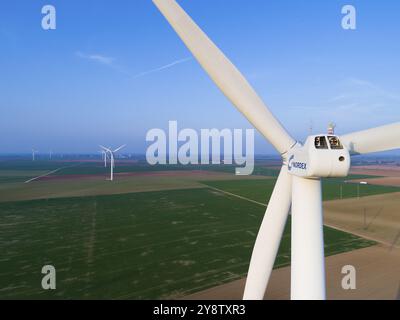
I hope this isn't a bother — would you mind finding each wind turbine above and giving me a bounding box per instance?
[100,149,108,167]
[99,145,126,181]
[153,0,400,300]
[32,148,38,161]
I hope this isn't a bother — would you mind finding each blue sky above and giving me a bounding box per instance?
[1,0,399,154]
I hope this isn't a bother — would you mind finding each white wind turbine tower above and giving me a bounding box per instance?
[99,145,126,181]
[31,148,38,161]
[153,0,400,300]
[100,149,108,167]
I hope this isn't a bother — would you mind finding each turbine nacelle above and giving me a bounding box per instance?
[287,135,350,178]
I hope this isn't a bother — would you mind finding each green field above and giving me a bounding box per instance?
[0,188,375,299]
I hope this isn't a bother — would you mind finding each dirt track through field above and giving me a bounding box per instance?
[24,164,82,183]
[24,167,68,183]
[205,185,267,207]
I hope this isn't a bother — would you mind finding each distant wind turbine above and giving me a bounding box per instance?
[100,150,108,167]
[32,149,38,161]
[99,145,126,181]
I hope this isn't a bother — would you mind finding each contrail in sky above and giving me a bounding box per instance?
[76,51,192,79]
[132,57,192,79]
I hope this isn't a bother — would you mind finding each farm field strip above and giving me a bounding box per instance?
[201,178,400,204]
[0,170,270,203]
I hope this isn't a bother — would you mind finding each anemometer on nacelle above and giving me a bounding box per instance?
[287,135,350,178]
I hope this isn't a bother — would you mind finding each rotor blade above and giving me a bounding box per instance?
[243,166,292,300]
[153,0,295,154]
[113,144,126,153]
[99,145,111,153]
[340,122,400,155]
[291,176,325,300]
